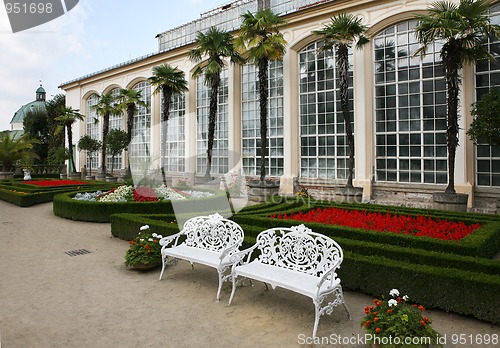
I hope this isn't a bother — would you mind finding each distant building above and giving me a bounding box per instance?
[59,0,500,212]
[9,84,47,139]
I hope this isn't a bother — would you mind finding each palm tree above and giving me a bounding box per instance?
[313,13,369,188]
[54,106,84,173]
[189,26,244,178]
[92,92,119,177]
[116,88,147,175]
[0,134,38,172]
[148,64,188,181]
[415,0,500,194]
[236,10,287,182]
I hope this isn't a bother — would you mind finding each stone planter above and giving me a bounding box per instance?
[496,201,500,215]
[60,173,67,179]
[335,186,363,203]
[85,175,95,180]
[106,176,118,182]
[432,192,468,212]
[96,173,107,181]
[247,179,280,203]
[0,172,14,180]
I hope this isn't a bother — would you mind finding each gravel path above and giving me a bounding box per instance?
[0,200,498,347]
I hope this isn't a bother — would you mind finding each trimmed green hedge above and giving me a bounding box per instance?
[0,180,118,207]
[53,189,231,222]
[108,204,500,325]
[111,213,181,240]
[340,252,500,326]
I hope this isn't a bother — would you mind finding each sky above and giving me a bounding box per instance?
[0,0,229,131]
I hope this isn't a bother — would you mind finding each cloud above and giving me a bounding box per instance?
[0,2,89,130]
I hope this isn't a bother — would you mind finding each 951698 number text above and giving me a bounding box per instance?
[5,2,53,14]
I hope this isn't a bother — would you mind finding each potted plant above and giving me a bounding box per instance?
[77,135,101,180]
[361,289,441,348]
[125,225,162,270]
[104,128,128,181]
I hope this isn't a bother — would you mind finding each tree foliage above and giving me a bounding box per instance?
[467,88,500,146]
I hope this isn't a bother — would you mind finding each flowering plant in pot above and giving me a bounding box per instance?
[361,289,441,348]
[125,225,162,269]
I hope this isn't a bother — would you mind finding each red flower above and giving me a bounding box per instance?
[374,317,379,322]
[272,206,482,241]
[418,305,425,311]
[420,320,426,326]
[386,309,392,314]
[25,179,87,187]
[376,328,381,333]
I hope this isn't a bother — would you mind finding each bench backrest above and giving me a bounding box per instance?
[255,224,343,277]
[182,213,244,252]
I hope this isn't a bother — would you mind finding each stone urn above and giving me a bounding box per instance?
[23,169,32,181]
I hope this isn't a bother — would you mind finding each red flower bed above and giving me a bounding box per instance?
[271,207,482,241]
[25,180,88,187]
[133,186,158,202]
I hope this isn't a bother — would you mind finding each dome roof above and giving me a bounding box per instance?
[10,101,46,125]
[10,84,48,125]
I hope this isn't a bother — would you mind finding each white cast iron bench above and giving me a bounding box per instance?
[159,213,244,301]
[228,224,350,338]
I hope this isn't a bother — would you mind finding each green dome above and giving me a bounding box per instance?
[10,101,46,125]
[36,86,46,94]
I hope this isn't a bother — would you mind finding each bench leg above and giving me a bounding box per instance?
[228,273,238,305]
[313,301,321,339]
[159,256,167,281]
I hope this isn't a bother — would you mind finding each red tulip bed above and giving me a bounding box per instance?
[271,207,482,241]
[24,179,88,187]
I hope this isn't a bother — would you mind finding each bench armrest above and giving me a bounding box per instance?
[219,242,242,264]
[317,260,342,293]
[228,244,259,269]
[159,231,183,249]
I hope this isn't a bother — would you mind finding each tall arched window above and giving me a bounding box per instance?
[161,93,186,172]
[299,41,353,179]
[374,20,447,184]
[86,93,99,170]
[196,69,229,175]
[129,81,151,170]
[241,61,284,177]
[107,88,123,171]
[475,3,500,187]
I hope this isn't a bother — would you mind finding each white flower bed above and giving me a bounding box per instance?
[72,185,215,202]
[73,191,104,201]
[183,190,215,198]
[99,185,134,202]
[154,185,186,201]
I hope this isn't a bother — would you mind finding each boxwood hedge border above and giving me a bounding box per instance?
[53,189,231,222]
[0,179,118,207]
